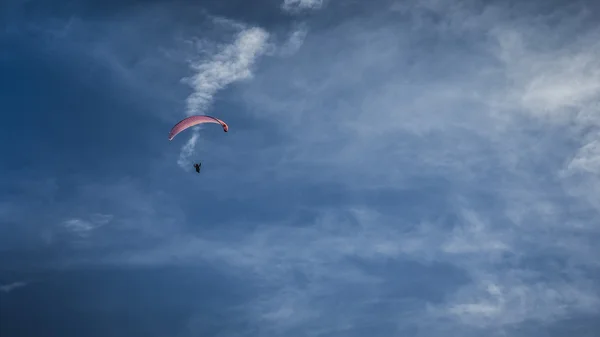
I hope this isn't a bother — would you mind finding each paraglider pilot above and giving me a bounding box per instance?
[194,163,201,173]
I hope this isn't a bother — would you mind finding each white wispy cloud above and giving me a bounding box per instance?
[63,219,97,236]
[275,24,308,57]
[441,271,600,327]
[176,27,270,168]
[63,213,113,238]
[0,281,29,293]
[177,127,200,169]
[485,12,600,220]
[566,139,600,175]
[183,27,270,116]
[281,0,324,13]
[491,27,600,120]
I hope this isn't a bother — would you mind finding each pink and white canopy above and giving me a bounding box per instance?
[168,115,228,140]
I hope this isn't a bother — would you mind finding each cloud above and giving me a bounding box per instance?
[6,0,600,336]
[281,0,324,13]
[565,139,600,175]
[484,10,600,218]
[0,281,28,293]
[275,24,308,57]
[177,26,270,168]
[63,213,112,238]
[63,219,98,236]
[442,272,600,327]
[103,207,440,333]
[193,1,600,334]
[490,27,600,120]
[183,27,270,116]
[177,127,200,169]
[107,201,599,335]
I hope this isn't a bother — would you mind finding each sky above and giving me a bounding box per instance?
[1,0,600,336]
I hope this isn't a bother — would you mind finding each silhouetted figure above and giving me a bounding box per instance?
[193,163,201,173]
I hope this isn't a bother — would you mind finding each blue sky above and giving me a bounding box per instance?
[1,0,600,336]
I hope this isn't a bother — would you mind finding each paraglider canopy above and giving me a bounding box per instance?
[168,115,228,140]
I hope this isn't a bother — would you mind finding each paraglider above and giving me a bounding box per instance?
[168,115,228,141]
[168,115,228,174]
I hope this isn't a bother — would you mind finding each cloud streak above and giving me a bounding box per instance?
[281,0,323,13]
[177,26,270,168]
[0,281,28,293]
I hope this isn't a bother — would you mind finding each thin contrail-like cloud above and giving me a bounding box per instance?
[0,281,28,293]
[177,27,269,168]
